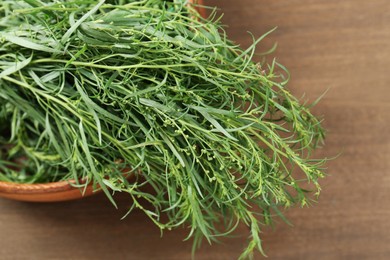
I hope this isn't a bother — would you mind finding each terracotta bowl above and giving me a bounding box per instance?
[0,0,205,203]
[0,180,96,202]
[192,0,206,19]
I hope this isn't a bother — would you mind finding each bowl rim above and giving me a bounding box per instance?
[0,179,85,194]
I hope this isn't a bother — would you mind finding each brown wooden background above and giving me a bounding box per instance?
[1,0,389,259]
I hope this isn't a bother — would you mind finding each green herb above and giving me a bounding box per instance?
[0,0,327,258]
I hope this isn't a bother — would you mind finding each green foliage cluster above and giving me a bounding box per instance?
[0,0,326,258]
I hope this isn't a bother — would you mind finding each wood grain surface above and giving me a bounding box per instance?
[1,0,389,259]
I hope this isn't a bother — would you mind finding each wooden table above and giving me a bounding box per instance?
[1,0,389,259]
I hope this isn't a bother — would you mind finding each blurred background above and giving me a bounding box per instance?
[0,0,389,259]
